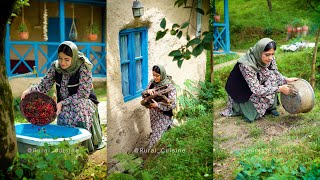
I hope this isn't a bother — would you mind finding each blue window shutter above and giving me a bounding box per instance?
[120,35,130,97]
[120,27,148,101]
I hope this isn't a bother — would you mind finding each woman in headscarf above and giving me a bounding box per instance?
[144,65,176,149]
[221,38,298,122]
[21,41,105,151]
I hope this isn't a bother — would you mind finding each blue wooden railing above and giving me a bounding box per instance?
[213,0,232,54]
[5,41,106,78]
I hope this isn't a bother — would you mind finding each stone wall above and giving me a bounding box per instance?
[107,0,209,161]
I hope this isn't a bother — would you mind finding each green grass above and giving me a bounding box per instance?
[214,54,240,65]
[213,46,320,178]
[247,124,263,139]
[143,114,213,179]
[94,87,107,102]
[215,0,320,50]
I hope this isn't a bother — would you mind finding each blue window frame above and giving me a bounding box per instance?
[119,27,148,102]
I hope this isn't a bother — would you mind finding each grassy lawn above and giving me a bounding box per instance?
[108,113,213,179]
[144,114,213,179]
[213,48,320,178]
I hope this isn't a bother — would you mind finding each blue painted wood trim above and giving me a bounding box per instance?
[5,23,10,76]
[34,44,39,74]
[224,0,231,53]
[7,41,106,77]
[142,28,148,90]
[59,0,65,42]
[120,27,148,102]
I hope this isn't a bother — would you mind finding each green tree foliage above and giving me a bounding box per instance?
[156,0,213,68]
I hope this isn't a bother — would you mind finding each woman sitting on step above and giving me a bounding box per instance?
[21,41,105,152]
[221,38,298,122]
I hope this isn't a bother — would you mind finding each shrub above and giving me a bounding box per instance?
[6,141,88,179]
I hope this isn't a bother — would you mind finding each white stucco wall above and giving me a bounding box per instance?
[107,0,209,161]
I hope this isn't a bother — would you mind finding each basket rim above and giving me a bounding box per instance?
[20,91,57,125]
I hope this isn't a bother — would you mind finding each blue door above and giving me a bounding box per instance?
[47,18,73,68]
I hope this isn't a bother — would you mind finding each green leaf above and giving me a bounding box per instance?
[186,35,190,41]
[252,168,262,176]
[174,0,187,7]
[160,18,166,29]
[177,31,183,39]
[299,164,307,173]
[195,8,205,15]
[184,49,192,60]
[169,50,182,57]
[21,164,30,169]
[181,21,189,29]
[177,59,183,68]
[44,173,55,180]
[202,32,214,43]
[172,23,180,29]
[187,37,201,47]
[236,173,246,180]
[202,42,212,50]
[202,31,209,36]
[15,168,23,178]
[173,56,183,61]
[192,44,204,57]
[36,161,48,169]
[156,29,168,41]
[65,160,73,171]
[170,29,177,35]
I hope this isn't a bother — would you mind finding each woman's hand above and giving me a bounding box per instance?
[56,101,63,116]
[149,99,158,108]
[279,84,298,95]
[286,77,299,83]
[147,89,156,96]
[21,89,31,100]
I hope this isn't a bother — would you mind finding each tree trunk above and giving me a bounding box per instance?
[267,0,272,12]
[0,0,18,173]
[210,41,214,84]
[310,28,320,89]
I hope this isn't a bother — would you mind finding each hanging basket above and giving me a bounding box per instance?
[20,92,57,126]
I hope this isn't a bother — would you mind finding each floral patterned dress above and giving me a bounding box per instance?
[221,59,287,118]
[145,81,177,149]
[30,63,96,130]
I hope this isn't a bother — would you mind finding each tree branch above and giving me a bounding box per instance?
[307,0,320,13]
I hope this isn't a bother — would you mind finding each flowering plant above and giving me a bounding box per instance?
[20,92,57,126]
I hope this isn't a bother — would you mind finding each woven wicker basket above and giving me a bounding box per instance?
[20,91,57,126]
[280,79,315,114]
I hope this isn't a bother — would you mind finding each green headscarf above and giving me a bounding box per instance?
[238,38,274,72]
[55,41,93,75]
[152,65,172,86]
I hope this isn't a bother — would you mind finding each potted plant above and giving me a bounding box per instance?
[292,18,303,37]
[18,23,29,40]
[214,13,221,22]
[86,23,99,41]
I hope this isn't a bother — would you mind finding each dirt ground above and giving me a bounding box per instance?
[213,106,297,179]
